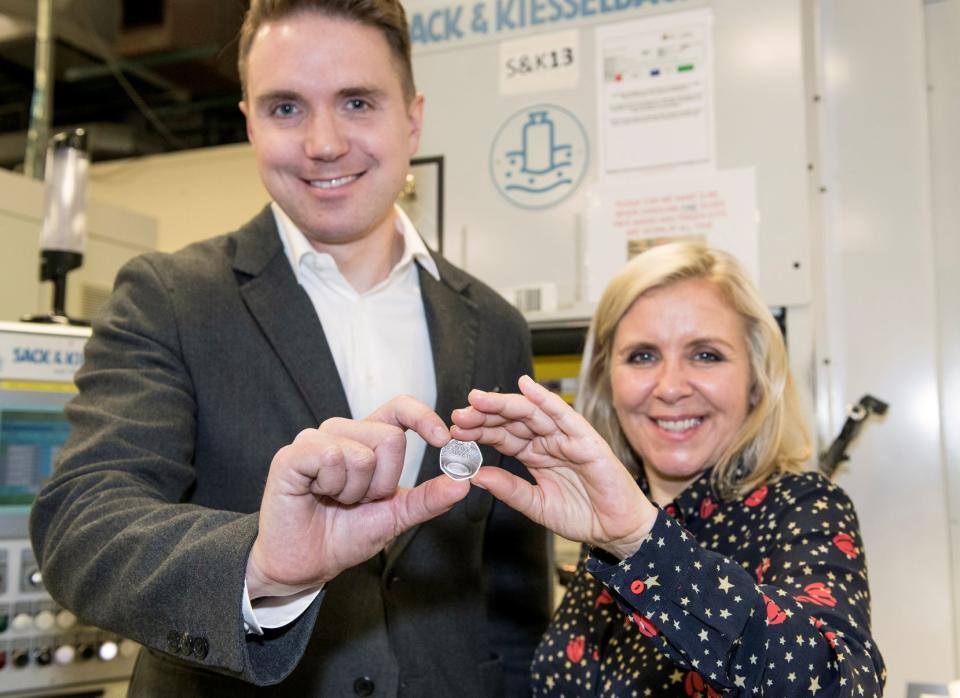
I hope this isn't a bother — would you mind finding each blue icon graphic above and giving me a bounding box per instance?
[490,104,588,209]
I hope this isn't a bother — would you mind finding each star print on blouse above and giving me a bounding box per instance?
[532,470,885,696]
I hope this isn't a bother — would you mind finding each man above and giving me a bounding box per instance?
[29,0,551,695]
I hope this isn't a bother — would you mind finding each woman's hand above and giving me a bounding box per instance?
[451,375,658,559]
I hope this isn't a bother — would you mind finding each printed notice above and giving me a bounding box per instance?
[586,169,758,301]
[596,8,715,174]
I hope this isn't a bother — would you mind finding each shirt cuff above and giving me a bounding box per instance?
[242,579,324,635]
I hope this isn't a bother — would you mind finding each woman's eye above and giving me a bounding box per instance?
[693,351,722,362]
[627,351,656,364]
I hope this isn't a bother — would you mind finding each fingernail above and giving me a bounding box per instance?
[471,481,487,490]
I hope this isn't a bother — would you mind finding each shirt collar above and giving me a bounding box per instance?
[672,468,717,522]
[393,204,440,281]
[272,202,440,283]
[637,467,717,524]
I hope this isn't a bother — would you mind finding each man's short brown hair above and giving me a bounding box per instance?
[238,0,416,102]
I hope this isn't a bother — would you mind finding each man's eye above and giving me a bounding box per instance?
[271,103,299,117]
[346,98,370,111]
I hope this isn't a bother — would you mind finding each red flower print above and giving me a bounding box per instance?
[745,485,768,507]
[684,670,704,696]
[755,557,771,583]
[595,588,613,608]
[665,503,678,517]
[833,532,859,558]
[630,578,646,595]
[699,497,717,519]
[763,594,787,625]
[795,582,837,607]
[565,635,585,663]
[811,616,839,648]
[631,612,658,637]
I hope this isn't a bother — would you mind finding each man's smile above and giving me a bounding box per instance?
[306,174,361,189]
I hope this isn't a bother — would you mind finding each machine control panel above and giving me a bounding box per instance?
[0,540,136,694]
[0,322,136,696]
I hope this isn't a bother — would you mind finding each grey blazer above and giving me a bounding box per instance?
[30,207,551,697]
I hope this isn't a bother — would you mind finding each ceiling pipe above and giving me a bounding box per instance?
[23,0,53,180]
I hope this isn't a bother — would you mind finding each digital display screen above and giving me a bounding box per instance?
[0,409,71,506]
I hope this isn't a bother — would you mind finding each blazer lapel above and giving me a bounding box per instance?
[383,258,479,571]
[233,207,351,425]
[235,215,477,572]
[418,260,480,484]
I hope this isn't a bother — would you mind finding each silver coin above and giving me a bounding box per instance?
[439,439,483,481]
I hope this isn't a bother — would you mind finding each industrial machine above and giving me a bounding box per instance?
[0,321,134,697]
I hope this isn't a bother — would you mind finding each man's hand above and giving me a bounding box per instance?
[246,396,470,599]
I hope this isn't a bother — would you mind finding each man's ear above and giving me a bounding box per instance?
[407,93,425,156]
[239,100,254,144]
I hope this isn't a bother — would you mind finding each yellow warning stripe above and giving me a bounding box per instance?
[0,380,78,393]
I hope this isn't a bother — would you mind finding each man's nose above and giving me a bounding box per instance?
[304,111,349,160]
[653,359,692,403]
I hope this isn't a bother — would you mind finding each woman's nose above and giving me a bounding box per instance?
[653,359,692,403]
[304,111,348,160]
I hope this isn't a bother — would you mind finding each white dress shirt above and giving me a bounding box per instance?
[243,203,439,634]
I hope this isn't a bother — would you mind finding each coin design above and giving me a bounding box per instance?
[439,439,483,481]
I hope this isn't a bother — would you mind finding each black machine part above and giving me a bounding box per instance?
[819,394,889,478]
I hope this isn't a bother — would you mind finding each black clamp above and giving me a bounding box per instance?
[819,394,889,478]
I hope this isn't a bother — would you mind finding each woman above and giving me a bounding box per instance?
[451,243,885,696]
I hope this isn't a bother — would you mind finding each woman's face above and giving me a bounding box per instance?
[609,278,753,504]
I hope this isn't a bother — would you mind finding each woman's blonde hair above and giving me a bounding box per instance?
[576,242,811,499]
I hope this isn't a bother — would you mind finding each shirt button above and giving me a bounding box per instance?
[166,630,181,654]
[180,632,193,656]
[353,676,375,696]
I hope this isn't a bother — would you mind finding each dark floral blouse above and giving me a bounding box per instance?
[532,470,885,696]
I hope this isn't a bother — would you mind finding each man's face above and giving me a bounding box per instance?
[240,13,423,249]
